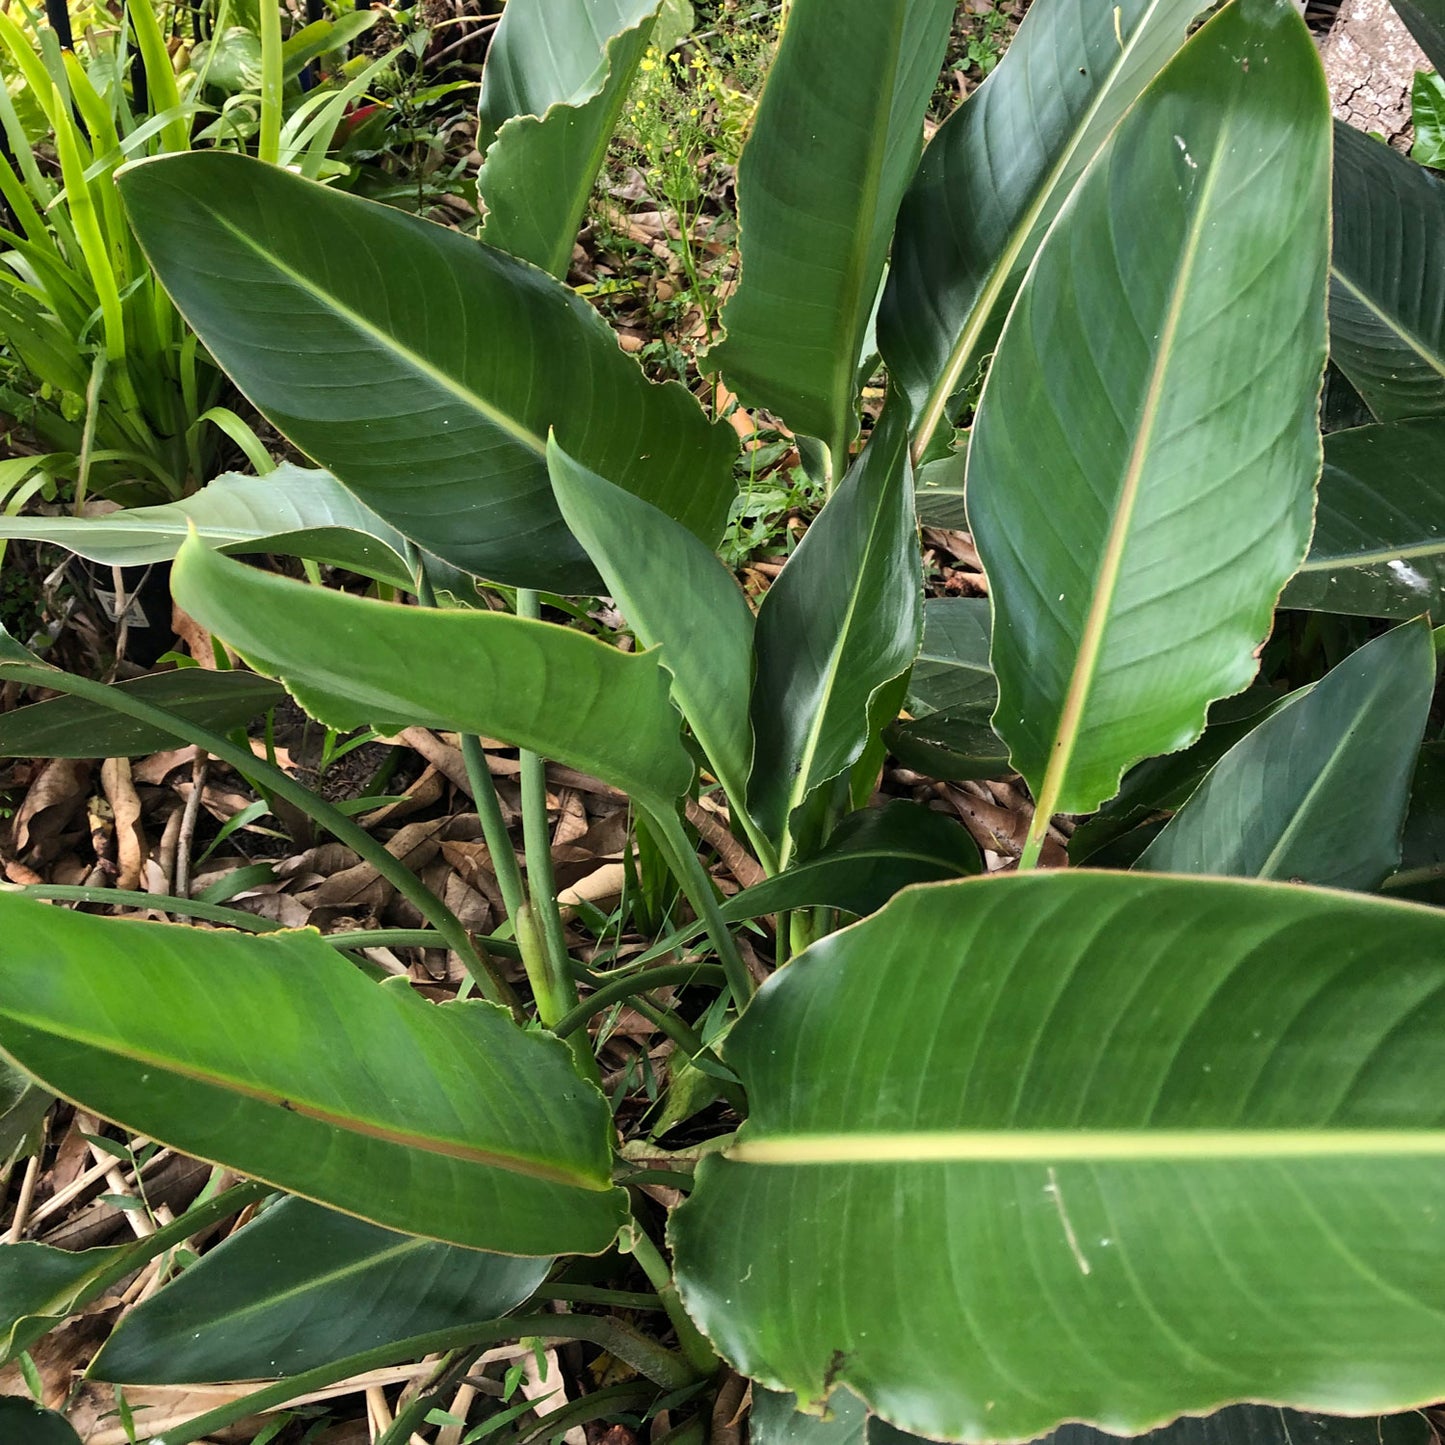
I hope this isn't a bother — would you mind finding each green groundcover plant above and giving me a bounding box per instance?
[5,0,1445,1441]
[0,0,395,512]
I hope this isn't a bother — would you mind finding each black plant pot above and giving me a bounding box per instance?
[79,559,176,669]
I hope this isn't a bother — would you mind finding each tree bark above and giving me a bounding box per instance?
[1319,0,1429,148]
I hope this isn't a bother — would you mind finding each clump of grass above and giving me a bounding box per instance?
[590,6,776,372]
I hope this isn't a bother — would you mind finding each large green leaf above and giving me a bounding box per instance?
[0,466,414,586]
[477,0,659,278]
[706,0,951,467]
[1282,420,1445,618]
[903,599,995,717]
[0,1240,128,1361]
[0,1398,82,1444]
[0,669,285,759]
[0,1056,49,1170]
[1393,0,1445,71]
[1135,620,1435,888]
[884,709,1011,784]
[170,535,692,812]
[967,1,1329,824]
[1330,121,1445,422]
[1067,687,1288,866]
[90,1196,549,1383]
[116,153,737,592]
[752,1389,866,1445]
[547,438,757,836]
[672,872,1445,1442]
[719,800,979,921]
[0,895,627,1254]
[747,405,922,855]
[879,0,1203,454]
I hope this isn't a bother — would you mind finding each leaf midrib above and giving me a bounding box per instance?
[1029,118,1230,820]
[1331,263,1445,385]
[913,0,1177,461]
[1297,537,1445,570]
[0,1020,606,1190]
[205,204,545,457]
[730,1129,1445,1164]
[778,442,907,855]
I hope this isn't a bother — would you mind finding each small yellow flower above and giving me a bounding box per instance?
[640,56,657,71]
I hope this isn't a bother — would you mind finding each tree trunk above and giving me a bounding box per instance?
[1319,0,1429,149]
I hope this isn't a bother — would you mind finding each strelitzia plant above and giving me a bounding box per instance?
[3,2,1445,1443]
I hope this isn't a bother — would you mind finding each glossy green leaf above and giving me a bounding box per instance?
[0,895,628,1254]
[0,669,286,759]
[747,405,922,854]
[1394,0,1445,73]
[547,438,757,833]
[90,1196,549,1383]
[1394,740,1445,894]
[879,0,1203,454]
[707,0,952,465]
[0,466,415,586]
[0,1397,82,1444]
[0,1056,50,1171]
[903,599,995,716]
[0,1240,128,1361]
[968,1,1329,822]
[673,872,1445,1442]
[170,535,692,812]
[884,709,1011,784]
[1331,120,1445,421]
[719,801,979,922]
[1068,687,1287,866]
[752,1389,866,1445]
[1136,620,1435,888]
[1282,420,1445,617]
[116,152,737,591]
[1412,70,1445,169]
[477,0,659,277]
[912,439,968,529]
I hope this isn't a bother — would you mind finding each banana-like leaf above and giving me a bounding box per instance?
[884,709,1011,784]
[170,537,693,812]
[0,669,285,759]
[1395,741,1445,894]
[968,1,1329,820]
[116,153,737,592]
[672,872,1445,1442]
[1067,686,1288,866]
[0,466,414,585]
[1282,419,1445,618]
[706,0,951,466]
[1136,620,1435,888]
[719,801,979,921]
[1331,121,1445,422]
[747,405,921,853]
[904,599,995,716]
[879,0,1203,454]
[0,1398,81,1444]
[0,896,627,1254]
[90,1196,549,1383]
[547,438,757,834]
[752,1389,866,1445]
[913,439,967,528]
[0,1058,49,1171]
[477,0,659,277]
[0,1240,128,1362]
[1393,0,1445,71]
